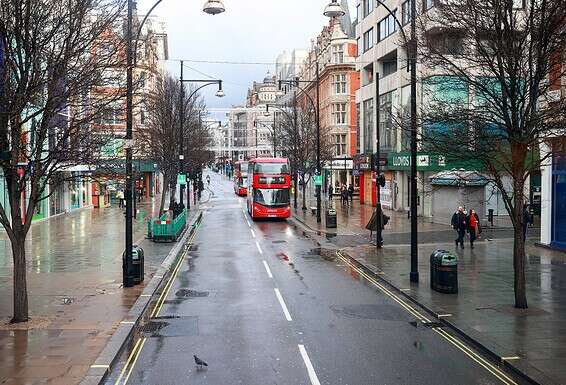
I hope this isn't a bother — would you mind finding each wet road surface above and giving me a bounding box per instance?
[104,172,521,385]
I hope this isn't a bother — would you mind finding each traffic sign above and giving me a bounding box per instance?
[314,175,323,186]
[177,174,187,185]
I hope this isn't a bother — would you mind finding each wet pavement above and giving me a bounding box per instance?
[0,199,193,384]
[104,172,520,385]
[294,188,566,384]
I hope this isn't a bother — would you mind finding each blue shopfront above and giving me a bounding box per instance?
[552,152,566,249]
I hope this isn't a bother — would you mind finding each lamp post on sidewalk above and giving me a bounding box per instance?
[124,0,225,287]
[178,66,224,209]
[374,0,419,282]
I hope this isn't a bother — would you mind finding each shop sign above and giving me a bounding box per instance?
[353,154,372,171]
[314,175,323,186]
[387,152,452,171]
[325,158,353,170]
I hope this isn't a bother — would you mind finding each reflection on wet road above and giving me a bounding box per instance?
[104,172,520,385]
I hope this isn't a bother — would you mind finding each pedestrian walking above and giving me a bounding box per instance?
[467,208,481,249]
[523,204,532,242]
[348,183,354,204]
[328,183,333,202]
[341,184,348,206]
[117,190,124,209]
[451,206,467,249]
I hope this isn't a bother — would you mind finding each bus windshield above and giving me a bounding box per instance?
[253,188,290,207]
[253,162,289,175]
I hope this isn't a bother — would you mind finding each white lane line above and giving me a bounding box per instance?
[274,288,292,321]
[246,219,251,227]
[298,344,321,385]
[256,241,263,254]
[251,229,256,238]
[263,260,273,278]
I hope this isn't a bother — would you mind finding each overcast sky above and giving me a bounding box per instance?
[137,0,356,119]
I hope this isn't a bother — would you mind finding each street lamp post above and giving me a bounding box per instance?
[374,0,418,282]
[178,69,224,209]
[124,0,225,287]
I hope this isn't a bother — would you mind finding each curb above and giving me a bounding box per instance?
[290,214,550,385]
[79,210,203,385]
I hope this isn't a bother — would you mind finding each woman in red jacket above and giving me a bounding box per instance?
[467,209,481,249]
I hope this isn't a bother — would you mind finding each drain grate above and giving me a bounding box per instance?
[272,240,286,244]
[175,289,209,298]
[139,321,168,335]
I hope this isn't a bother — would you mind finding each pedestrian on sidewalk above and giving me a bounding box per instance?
[451,206,467,249]
[348,183,354,204]
[117,190,124,209]
[523,204,532,241]
[341,184,348,206]
[467,208,481,249]
[328,182,333,202]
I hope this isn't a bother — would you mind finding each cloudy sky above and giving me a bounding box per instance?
[137,0,356,119]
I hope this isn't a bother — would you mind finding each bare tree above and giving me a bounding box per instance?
[417,0,566,308]
[0,0,127,323]
[277,98,333,210]
[139,75,211,214]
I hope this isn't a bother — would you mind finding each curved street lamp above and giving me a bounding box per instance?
[323,0,345,18]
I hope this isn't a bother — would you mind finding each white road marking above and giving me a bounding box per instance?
[298,344,321,385]
[246,219,251,227]
[263,260,273,278]
[256,241,263,254]
[274,288,292,321]
[251,229,256,238]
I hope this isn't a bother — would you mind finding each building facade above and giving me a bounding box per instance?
[294,6,360,191]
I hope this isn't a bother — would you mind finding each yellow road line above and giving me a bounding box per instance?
[336,251,517,385]
[114,338,142,385]
[122,337,147,385]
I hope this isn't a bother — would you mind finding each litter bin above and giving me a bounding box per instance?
[122,245,145,287]
[132,245,145,285]
[326,208,337,228]
[430,250,458,294]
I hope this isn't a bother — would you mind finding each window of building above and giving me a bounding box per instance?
[332,73,347,94]
[356,38,361,56]
[424,0,434,11]
[382,59,398,77]
[379,90,396,150]
[356,103,360,154]
[363,99,374,153]
[378,10,397,41]
[139,72,146,88]
[363,28,374,52]
[356,4,361,21]
[335,134,347,156]
[332,44,345,63]
[363,0,374,17]
[332,103,347,125]
[363,62,374,86]
[402,0,413,25]
[96,102,123,125]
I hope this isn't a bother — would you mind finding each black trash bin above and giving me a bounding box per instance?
[132,245,144,285]
[326,208,337,228]
[430,250,458,294]
[123,245,145,287]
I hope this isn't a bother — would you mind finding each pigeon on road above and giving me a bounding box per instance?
[194,355,208,370]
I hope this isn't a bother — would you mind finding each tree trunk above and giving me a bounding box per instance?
[168,179,177,209]
[513,200,528,309]
[159,175,168,214]
[302,176,307,210]
[294,172,298,210]
[11,235,28,323]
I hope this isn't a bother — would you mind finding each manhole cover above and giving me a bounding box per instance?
[139,321,168,335]
[175,289,209,298]
[272,240,286,244]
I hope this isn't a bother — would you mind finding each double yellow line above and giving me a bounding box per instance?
[335,251,518,385]
[114,227,199,385]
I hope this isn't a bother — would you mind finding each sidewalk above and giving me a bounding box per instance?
[292,199,566,384]
[0,200,197,385]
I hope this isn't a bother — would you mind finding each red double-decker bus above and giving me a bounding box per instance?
[233,160,249,196]
[247,158,291,219]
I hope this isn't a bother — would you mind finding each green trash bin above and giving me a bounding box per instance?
[430,250,458,294]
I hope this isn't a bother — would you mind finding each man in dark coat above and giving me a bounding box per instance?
[451,206,467,249]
